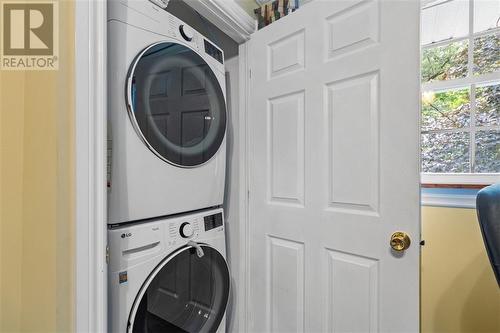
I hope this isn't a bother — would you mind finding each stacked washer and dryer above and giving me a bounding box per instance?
[107,0,230,332]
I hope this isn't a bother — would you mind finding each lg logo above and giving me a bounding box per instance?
[121,233,132,239]
[1,1,58,70]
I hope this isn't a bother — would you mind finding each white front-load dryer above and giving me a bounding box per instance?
[108,208,229,333]
[107,0,227,224]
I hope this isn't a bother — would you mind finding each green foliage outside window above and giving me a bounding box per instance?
[476,84,500,126]
[474,33,500,75]
[421,33,500,174]
[421,88,470,131]
[421,41,468,83]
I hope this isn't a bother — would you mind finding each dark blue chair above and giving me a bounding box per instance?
[476,183,500,288]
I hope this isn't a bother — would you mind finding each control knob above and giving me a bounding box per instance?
[179,25,194,42]
[180,222,194,238]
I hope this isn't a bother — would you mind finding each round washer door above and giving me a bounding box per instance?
[127,42,227,167]
[128,245,230,333]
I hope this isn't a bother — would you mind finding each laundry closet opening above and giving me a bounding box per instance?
[104,0,245,332]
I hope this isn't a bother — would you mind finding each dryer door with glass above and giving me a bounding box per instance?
[127,42,226,167]
[128,245,230,333]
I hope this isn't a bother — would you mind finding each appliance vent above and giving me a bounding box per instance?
[148,0,169,9]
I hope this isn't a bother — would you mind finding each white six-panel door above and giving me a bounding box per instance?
[246,0,420,332]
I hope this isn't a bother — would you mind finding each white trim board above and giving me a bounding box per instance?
[75,0,107,332]
[237,41,250,333]
[421,190,478,209]
[421,173,500,185]
[182,0,256,43]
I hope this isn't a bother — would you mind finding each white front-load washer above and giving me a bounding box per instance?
[108,208,230,333]
[107,0,227,224]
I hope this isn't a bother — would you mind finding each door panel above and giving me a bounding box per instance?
[247,1,420,332]
[269,236,305,333]
[268,91,305,206]
[325,250,379,332]
[326,72,380,213]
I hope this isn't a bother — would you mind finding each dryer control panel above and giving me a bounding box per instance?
[110,0,226,74]
[203,40,223,64]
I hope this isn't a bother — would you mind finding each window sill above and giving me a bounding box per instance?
[421,173,500,186]
[420,174,499,209]
[421,187,479,209]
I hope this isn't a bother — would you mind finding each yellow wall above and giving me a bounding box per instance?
[422,206,500,333]
[0,1,74,332]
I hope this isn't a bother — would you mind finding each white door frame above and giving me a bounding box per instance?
[73,1,254,331]
[237,42,251,333]
[75,0,107,332]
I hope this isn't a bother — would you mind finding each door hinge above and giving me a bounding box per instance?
[106,245,110,264]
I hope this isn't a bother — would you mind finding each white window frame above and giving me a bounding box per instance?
[420,0,500,185]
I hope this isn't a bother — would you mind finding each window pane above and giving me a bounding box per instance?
[422,87,471,131]
[473,33,500,75]
[474,0,500,33]
[422,41,468,83]
[476,82,500,126]
[421,0,469,45]
[475,130,500,172]
[422,132,470,172]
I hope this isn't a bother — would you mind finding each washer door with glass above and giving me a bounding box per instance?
[127,42,226,167]
[129,245,230,333]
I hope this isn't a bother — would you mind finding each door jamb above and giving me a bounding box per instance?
[75,0,107,332]
[237,41,251,333]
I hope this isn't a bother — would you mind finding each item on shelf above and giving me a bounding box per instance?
[254,0,299,30]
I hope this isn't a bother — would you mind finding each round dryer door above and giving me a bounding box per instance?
[127,42,227,167]
[128,245,230,333]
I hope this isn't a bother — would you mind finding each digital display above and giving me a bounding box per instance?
[204,213,223,231]
[204,40,223,64]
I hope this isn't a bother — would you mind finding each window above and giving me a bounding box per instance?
[421,0,500,185]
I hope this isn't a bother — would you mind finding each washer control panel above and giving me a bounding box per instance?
[108,208,224,272]
[166,211,223,244]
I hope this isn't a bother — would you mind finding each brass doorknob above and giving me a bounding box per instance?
[390,232,411,251]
